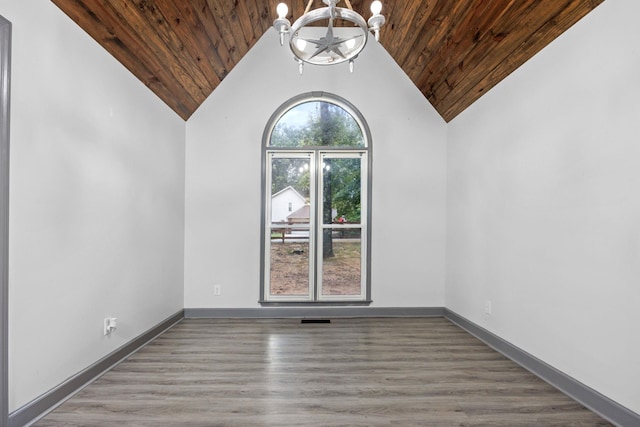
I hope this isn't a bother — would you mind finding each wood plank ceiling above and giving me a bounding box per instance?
[51,0,604,122]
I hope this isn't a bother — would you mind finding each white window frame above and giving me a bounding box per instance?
[260,92,372,305]
[317,151,367,301]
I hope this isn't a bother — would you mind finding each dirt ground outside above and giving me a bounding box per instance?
[269,239,361,296]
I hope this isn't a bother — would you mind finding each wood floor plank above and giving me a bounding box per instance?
[35,318,612,426]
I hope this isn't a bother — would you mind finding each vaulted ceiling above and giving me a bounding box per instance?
[51,0,604,122]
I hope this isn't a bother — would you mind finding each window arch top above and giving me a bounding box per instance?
[268,97,366,148]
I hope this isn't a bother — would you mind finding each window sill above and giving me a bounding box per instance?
[259,300,372,307]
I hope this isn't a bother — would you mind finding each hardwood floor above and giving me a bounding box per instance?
[35,318,612,426]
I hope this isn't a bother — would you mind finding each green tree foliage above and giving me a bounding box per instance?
[271,102,363,148]
[270,101,364,257]
[325,158,361,223]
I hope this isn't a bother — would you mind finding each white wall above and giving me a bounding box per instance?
[185,30,447,308]
[3,2,186,411]
[447,0,640,414]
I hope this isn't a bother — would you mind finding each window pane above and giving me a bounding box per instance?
[323,157,361,224]
[270,227,311,297]
[270,157,310,225]
[321,228,362,296]
[270,101,364,147]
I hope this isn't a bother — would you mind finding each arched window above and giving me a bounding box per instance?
[261,93,371,304]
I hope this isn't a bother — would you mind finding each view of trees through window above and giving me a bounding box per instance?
[265,99,368,301]
[270,101,363,223]
[270,101,364,149]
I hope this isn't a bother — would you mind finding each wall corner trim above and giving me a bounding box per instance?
[444,309,640,427]
[0,14,10,427]
[8,310,184,427]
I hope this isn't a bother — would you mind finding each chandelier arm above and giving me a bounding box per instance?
[304,0,314,14]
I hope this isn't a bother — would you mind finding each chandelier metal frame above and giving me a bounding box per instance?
[273,0,385,73]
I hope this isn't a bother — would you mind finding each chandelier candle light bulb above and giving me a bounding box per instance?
[276,2,288,18]
[273,0,385,72]
[274,2,291,46]
[368,0,385,42]
[370,1,382,15]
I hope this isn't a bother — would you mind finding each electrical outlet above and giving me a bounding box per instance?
[103,317,117,335]
[484,300,492,315]
[213,285,222,296]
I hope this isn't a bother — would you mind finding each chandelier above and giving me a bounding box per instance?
[273,0,386,74]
